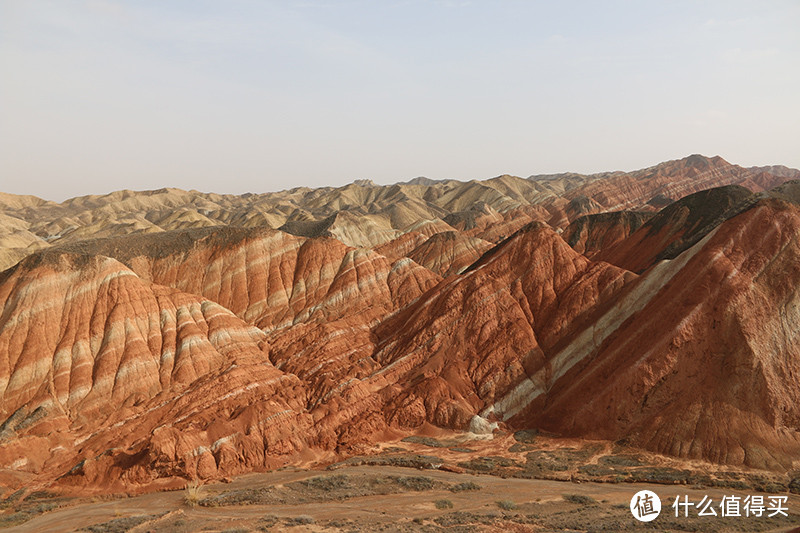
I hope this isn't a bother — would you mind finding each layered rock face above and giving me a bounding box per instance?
[2,154,796,272]
[589,185,753,272]
[1,154,799,494]
[0,252,313,491]
[561,210,652,258]
[406,231,493,277]
[492,199,800,470]
[57,227,440,331]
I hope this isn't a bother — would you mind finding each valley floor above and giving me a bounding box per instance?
[5,465,800,533]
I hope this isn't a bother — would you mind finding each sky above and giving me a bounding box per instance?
[1,0,798,201]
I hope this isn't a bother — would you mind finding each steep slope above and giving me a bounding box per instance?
[0,214,50,272]
[0,251,313,492]
[558,155,784,219]
[562,211,652,257]
[444,203,541,243]
[594,185,754,273]
[54,227,441,332]
[407,231,493,277]
[487,199,800,469]
[280,210,401,248]
[374,224,633,429]
[372,231,431,262]
[768,179,800,205]
[266,224,634,443]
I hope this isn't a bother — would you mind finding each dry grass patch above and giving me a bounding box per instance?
[183,480,204,507]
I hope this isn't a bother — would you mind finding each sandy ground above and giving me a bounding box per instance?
[4,464,799,533]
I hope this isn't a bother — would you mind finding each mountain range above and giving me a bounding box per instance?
[1,154,799,495]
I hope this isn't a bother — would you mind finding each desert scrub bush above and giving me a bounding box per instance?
[324,518,355,528]
[286,515,314,525]
[257,515,279,531]
[401,436,448,448]
[513,429,538,444]
[458,456,518,472]
[598,454,644,467]
[789,476,800,494]
[562,493,597,505]
[434,511,496,527]
[434,499,454,509]
[448,447,475,453]
[0,502,60,528]
[393,475,435,491]
[628,466,690,484]
[449,481,480,493]
[496,500,517,510]
[81,514,158,533]
[299,474,351,491]
[183,480,204,507]
[334,453,443,469]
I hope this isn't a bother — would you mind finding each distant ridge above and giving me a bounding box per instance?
[1,154,800,496]
[1,154,797,273]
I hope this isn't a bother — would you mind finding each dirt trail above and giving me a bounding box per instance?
[6,465,799,532]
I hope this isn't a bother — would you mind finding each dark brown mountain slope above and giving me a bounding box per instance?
[594,184,754,272]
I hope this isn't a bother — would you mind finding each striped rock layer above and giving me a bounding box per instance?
[0,155,799,493]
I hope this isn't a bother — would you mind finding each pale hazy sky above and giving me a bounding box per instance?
[1,0,798,201]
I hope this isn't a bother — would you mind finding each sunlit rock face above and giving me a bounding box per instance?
[2,154,795,273]
[1,155,799,493]
[503,199,800,471]
[0,251,313,491]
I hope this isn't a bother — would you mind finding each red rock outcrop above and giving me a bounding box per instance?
[407,231,493,277]
[1,156,799,496]
[559,154,783,218]
[373,231,430,262]
[489,199,800,469]
[562,211,652,257]
[340,224,632,432]
[56,227,441,332]
[594,184,753,272]
[0,251,314,492]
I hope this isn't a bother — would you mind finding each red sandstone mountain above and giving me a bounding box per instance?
[501,199,800,469]
[561,210,652,258]
[559,154,788,214]
[0,154,786,273]
[406,231,493,277]
[0,154,799,495]
[0,252,312,491]
[587,184,753,272]
[56,227,440,331]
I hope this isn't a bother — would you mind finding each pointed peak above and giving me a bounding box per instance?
[683,154,728,168]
